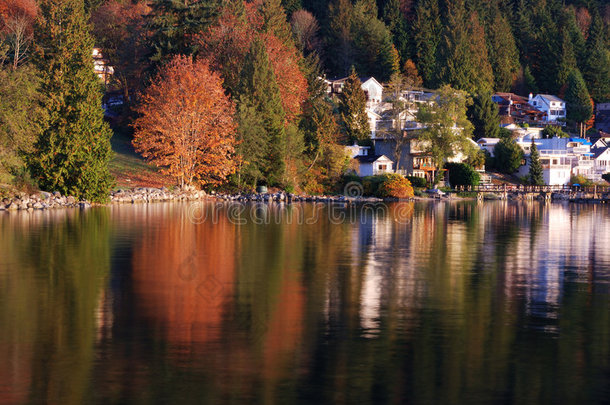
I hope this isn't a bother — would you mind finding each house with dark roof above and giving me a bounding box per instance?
[491,93,547,125]
[352,154,394,177]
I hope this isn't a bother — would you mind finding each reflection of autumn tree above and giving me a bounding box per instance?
[131,206,236,345]
[0,210,110,405]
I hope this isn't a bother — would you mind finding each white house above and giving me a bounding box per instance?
[517,151,572,185]
[477,138,501,156]
[360,77,383,106]
[529,94,566,124]
[326,76,383,107]
[353,154,394,177]
[366,109,382,138]
[92,47,114,84]
[346,143,371,158]
[591,146,610,180]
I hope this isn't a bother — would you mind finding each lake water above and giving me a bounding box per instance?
[1,201,609,404]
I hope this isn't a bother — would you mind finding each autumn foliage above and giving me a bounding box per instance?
[133,55,237,187]
[199,0,307,123]
[378,174,414,199]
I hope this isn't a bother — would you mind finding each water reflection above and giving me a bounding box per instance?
[0,202,609,404]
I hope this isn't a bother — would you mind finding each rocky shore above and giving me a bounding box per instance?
[0,187,208,212]
[0,187,394,212]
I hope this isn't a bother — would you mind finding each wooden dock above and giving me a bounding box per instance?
[452,184,610,202]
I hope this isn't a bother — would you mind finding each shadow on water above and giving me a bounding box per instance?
[0,201,609,404]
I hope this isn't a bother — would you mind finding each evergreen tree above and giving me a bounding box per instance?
[559,7,586,68]
[351,0,399,81]
[413,0,441,87]
[326,0,354,76]
[382,0,409,65]
[564,69,593,136]
[435,3,494,95]
[533,8,560,93]
[556,30,577,92]
[583,44,610,102]
[470,92,500,141]
[338,69,370,143]
[523,65,538,94]
[261,0,294,46]
[528,140,544,185]
[513,0,537,67]
[281,0,302,18]
[237,39,287,186]
[582,14,610,102]
[147,0,220,66]
[30,0,113,202]
[486,12,519,91]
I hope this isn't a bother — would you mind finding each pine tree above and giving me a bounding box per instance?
[529,140,544,185]
[513,0,537,67]
[556,30,577,92]
[382,0,409,64]
[486,12,519,91]
[147,0,220,66]
[351,0,399,81]
[326,0,354,76]
[533,8,560,93]
[338,68,370,143]
[582,14,610,102]
[470,92,500,141]
[435,3,494,95]
[523,65,538,94]
[30,0,113,202]
[564,69,593,136]
[413,0,441,87]
[261,0,294,46]
[237,39,287,186]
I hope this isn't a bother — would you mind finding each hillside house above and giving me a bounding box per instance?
[93,47,114,85]
[492,93,547,125]
[529,94,566,124]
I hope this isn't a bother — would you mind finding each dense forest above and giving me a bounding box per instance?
[1,0,609,198]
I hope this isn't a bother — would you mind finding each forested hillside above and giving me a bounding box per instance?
[1,0,609,195]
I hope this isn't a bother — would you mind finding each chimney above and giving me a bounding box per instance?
[529,93,533,103]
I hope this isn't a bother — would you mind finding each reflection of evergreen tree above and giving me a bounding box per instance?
[0,210,111,404]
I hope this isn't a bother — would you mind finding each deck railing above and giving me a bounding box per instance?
[453,184,610,193]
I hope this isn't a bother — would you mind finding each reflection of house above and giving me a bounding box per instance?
[92,47,114,84]
[492,92,547,125]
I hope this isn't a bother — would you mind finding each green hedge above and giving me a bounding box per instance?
[445,163,480,187]
[406,175,427,188]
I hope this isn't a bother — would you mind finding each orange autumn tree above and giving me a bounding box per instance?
[133,55,237,187]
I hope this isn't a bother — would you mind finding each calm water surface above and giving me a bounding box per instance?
[0,201,609,404]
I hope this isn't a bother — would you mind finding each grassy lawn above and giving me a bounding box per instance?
[109,129,174,189]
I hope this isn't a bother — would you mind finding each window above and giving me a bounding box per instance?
[378,164,387,171]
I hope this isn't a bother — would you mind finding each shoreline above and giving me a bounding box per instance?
[1,187,609,213]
